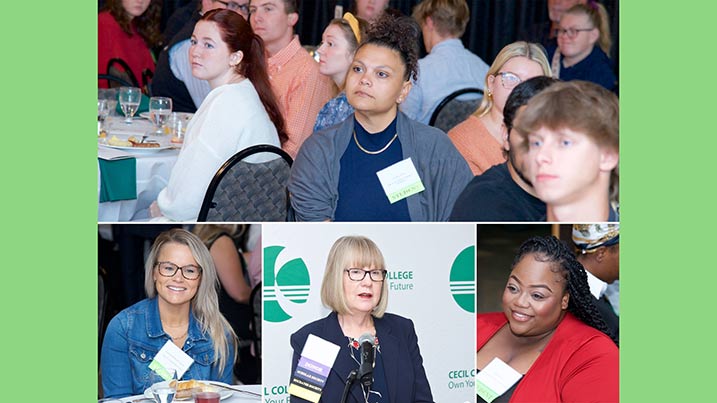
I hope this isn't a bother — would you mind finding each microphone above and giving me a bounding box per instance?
[357,333,375,388]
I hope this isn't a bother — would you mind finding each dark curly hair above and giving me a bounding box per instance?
[512,235,618,346]
[359,12,419,82]
[104,0,163,48]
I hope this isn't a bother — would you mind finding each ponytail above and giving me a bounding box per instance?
[568,2,611,55]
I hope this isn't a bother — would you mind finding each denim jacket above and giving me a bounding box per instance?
[101,298,235,398]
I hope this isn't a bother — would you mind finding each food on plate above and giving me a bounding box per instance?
[98,129,107,138]
[129,138,161,148]
[168,380,219,399]
[107,135,132,147]
[171,136,183,144]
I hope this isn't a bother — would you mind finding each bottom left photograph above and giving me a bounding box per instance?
[98,223,262,402]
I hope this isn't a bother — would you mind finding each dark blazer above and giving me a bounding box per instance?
[290,311,434,403]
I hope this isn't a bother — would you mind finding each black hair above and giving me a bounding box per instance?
[359,12,420,81]
[512,235,619,346]
[503,76,560,132]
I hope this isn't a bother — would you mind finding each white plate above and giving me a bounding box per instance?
[144,381,233,401]
[99,143,175,153]
[140,112,194,121]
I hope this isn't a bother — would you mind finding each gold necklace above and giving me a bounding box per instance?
[353,130,398,155]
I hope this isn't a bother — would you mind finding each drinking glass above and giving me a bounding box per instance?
[149,97,173,135]
[149,370,177,403]
[119,86,142,124]
[98,99,110,136]
[194,392,220,403]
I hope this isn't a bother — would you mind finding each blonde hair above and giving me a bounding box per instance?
[144,229,238,375]
[320,236,389,318]
[564,3,612,55]
[473,41,552,118]
[412,0,470,37]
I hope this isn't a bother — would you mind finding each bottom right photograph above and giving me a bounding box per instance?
[476,224,619,403]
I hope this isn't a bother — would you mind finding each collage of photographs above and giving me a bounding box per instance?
[97,1,620,402]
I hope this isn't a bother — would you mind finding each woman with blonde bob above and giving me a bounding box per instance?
[289,236,434,403]
[101,228,237,398]
[448,41,551,175]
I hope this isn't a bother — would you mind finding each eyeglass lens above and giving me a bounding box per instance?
[157,262,201,280]
[347,268,386,282]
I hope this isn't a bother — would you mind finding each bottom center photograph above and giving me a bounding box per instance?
[262,223,476,403]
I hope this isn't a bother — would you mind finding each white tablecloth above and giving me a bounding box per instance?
[109,384,261,402]
[98,117,180,222]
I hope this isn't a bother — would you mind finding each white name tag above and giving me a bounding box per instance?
[475,358,522,403]
[149,340,194,380]
[376,158,425,204]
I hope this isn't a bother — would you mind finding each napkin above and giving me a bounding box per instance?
[99,157,137,202]
[114,93,150,115]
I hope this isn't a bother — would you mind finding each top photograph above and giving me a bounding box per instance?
[97,0,619,223]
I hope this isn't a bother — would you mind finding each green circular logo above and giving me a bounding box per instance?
[263,245,311,323]
[449,246,475,313]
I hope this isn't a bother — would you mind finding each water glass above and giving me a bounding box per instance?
[119,86,142,124]
[98,99,110,135]
[149,97,173,135]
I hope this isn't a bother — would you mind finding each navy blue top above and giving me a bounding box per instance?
[335,117,411,221]
[350,337,388,403]
[547,45,617,92]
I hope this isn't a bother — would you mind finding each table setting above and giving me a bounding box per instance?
[98,383,261,403]
[98,88,192,221]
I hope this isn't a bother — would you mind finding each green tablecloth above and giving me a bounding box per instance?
[98,157,137,202]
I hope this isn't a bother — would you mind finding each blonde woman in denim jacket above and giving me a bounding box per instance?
[101,229,237,398]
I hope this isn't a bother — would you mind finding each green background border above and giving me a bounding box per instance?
[1,1,709,401]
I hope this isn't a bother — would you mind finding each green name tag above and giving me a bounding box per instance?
[149,360,173,381]
[476,379,498,403]
[387,180,425,204]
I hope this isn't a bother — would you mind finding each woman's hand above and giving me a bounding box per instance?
[149,201,162,218]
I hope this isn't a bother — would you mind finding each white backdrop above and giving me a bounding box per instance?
[262,223,476,403]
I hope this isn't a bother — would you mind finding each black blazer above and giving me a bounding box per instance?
[290,311,434,403]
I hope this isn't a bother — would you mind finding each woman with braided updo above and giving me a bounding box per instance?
[476,235,618,403]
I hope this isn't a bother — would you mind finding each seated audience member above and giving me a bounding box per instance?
[98,0,162,88]
[152,0,250,113]
[193,224,258,383]
[476,236,618,403]
[249,0,335,158]
[572,223,620,340]
[288,14,472,222]
[289,236,434,402]
[354,0,391,22]
[401,0,489,125]
[518,0,586,52]
[448,42,550,175]
[516,80,619,222]
[548,2,616,91]
[101,229,237,398]
[313,13,368,132]
[151,9,285,221]
[450,76,558,222]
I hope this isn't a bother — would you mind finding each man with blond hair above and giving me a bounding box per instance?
[249,0,335,157]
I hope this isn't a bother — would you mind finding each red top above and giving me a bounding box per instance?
[477,312,619,403]
[98,11,155,88]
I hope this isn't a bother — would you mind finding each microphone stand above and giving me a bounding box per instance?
[340,369,358,403]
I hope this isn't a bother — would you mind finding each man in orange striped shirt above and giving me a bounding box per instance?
[249,0,336,158]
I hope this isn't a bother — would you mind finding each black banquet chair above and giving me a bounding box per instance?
[428,87,484,133]
[197,144,293,222]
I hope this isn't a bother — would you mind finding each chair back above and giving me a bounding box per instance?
[429,88,484,132]
[197,144,293,222]
[106,57,140,88]
[249,282,262,360]
[98,74,133,88]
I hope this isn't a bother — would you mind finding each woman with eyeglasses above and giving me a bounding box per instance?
[289,236,434,403]
[548,2,616,91]
[448,41,551,176]
[100,229,237,398]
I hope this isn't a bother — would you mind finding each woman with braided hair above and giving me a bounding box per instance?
[476,235,618,402]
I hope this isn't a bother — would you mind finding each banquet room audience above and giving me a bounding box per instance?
[101,229,237,398]
[448,41,551,175]
[572,223,620,340]
[152,0,249,113]
[401,0,489,125]
[450,76,558,222]
[518,0,586,53]
[289,235,434,402]
[249,0,335,158]
[150,9,284,221]
[353,0,391,22]
[288,13,472,222]
[547,2,616,91]
[476,235,618,403]
[515,80,619,222]
[313,13,368,132]
[192,224,259,383]
[98,0,163,88]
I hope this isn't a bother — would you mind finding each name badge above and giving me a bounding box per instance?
[288,334,341,403]
[376,158,425,204]
[475,358,522,403]
[149,340,194,380]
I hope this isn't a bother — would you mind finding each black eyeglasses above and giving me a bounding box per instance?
[214,0,249,14]
[554,27,595,39]
[345,268,387,282]
[155,261,203,280]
